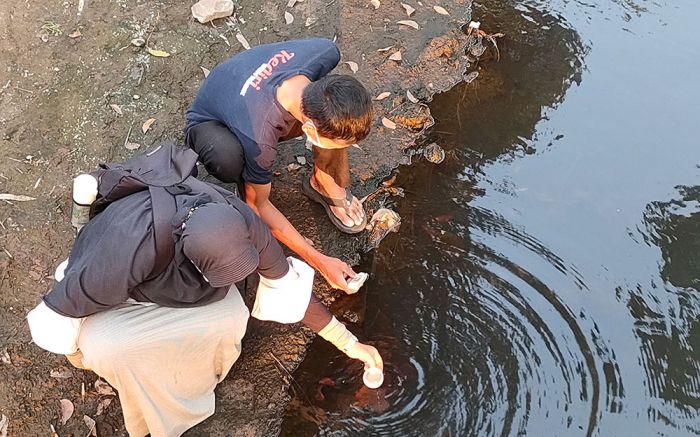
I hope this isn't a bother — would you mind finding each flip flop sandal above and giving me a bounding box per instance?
[302,178,368,234]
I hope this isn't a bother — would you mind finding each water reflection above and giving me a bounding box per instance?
[281,0,700,434]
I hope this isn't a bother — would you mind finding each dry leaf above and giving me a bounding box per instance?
[381,117,397,129]
[406,89,419,103]
[370,0,380,9]
[374,91,391,100]
[305,17,316,27]
[200,66,210,78]
[96,398,112,416]
[377,45,393,52]
[83,415,96,436]
[109,104,122,116]
[236,33,251,50]
[59,399,74,425]
[94,379,116,396]
[397,20,420,29]
[0,415,7,437]
[0,194,35,201]
[401,3,415,16]
[287,0,297,6]
[284,11,294,24]
[125,142,141,150]
[142,118,156,134]
[388,51,402,61]
[344,61,359,73]
[68,30,82,38]
[146,47,170,57]
[433,5,449,15]
[50,369,73,378]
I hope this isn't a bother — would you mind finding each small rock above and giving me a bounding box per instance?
[191,0,234,24]
[130,37,145,47]
[133,94,140,100]
[296,156,306,165]
[287,163,302,172]
[366,208,401,250]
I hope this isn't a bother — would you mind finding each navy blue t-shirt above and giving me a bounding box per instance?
[186,38,341,184]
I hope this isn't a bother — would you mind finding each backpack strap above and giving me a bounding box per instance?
[148,186,177,279]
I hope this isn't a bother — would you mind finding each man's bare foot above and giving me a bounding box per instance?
[310,169,365,228]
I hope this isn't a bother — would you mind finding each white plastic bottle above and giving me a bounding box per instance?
[71,174,98,233]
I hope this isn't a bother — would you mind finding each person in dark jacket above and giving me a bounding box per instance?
[27,177,382,437]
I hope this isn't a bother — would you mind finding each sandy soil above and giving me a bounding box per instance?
[0,0,472,434]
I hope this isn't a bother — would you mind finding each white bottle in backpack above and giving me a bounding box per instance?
[71,174,98,233]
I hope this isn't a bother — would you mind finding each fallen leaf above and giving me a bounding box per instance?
[305,17,316,27]
[94,379,116,396]
[433,5,449,15]
[296,156,307,165]
[83,415,96,436]
[68,30,82,38]
[377,45,393,52]
[96,398,112,416]
[370,0,380,9]
[287,0,297,6]
[0,415,7,437]
[125,142,141,151]
[344,61,359,73]
[142,118,156,134]
[200,66,210,78]
[406,89,419,103]
[59,399,74,425]
[397,19,420,29]
[382,117,397,129]
[109,104,122,116]
[50,368,73,378]
[0,194,35,201]
[401,3,415,16]
[146,47,170,57]
[284,11,294,24]
[236,33,251,50]
[374,91,391,100]
[388,51,402,61]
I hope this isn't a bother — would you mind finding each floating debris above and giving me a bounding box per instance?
[424,143,445,163]
[366,208,401,249]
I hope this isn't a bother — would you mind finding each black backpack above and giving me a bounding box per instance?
[88,141,199,277]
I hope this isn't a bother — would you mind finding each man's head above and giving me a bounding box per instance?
[181,203,259,287]
[301,74,374,149]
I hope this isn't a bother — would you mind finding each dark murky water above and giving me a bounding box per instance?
[281,0,700,435]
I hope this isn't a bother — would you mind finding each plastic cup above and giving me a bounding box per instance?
[363,367,384,389]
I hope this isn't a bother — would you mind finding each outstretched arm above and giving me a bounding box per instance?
[245,181,356,292]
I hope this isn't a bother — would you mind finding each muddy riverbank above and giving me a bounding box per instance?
[0,0,474,434]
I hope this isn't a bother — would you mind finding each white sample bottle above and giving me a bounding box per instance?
[71,174,98,233]
[363,367,384,389]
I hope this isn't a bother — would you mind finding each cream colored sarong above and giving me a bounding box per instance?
[67,286,249,437]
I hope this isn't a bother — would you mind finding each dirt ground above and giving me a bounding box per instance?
[0,0,472,435]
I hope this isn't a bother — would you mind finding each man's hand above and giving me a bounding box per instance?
[315,254,356,292]
[345,342,383,371]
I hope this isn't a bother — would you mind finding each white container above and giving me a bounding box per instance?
[363,367,384,389]
[71,174,98,232]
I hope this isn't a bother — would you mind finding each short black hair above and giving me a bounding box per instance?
[301,74,374,143]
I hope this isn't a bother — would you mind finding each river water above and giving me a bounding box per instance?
[281,0,700,435]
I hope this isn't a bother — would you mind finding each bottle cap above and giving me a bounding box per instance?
[72,174,98,205]
[363,367,384,389]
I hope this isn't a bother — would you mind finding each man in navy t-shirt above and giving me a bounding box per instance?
[186,38,374,293]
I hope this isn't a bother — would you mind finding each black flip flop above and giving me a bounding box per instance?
[302,178,367,234]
